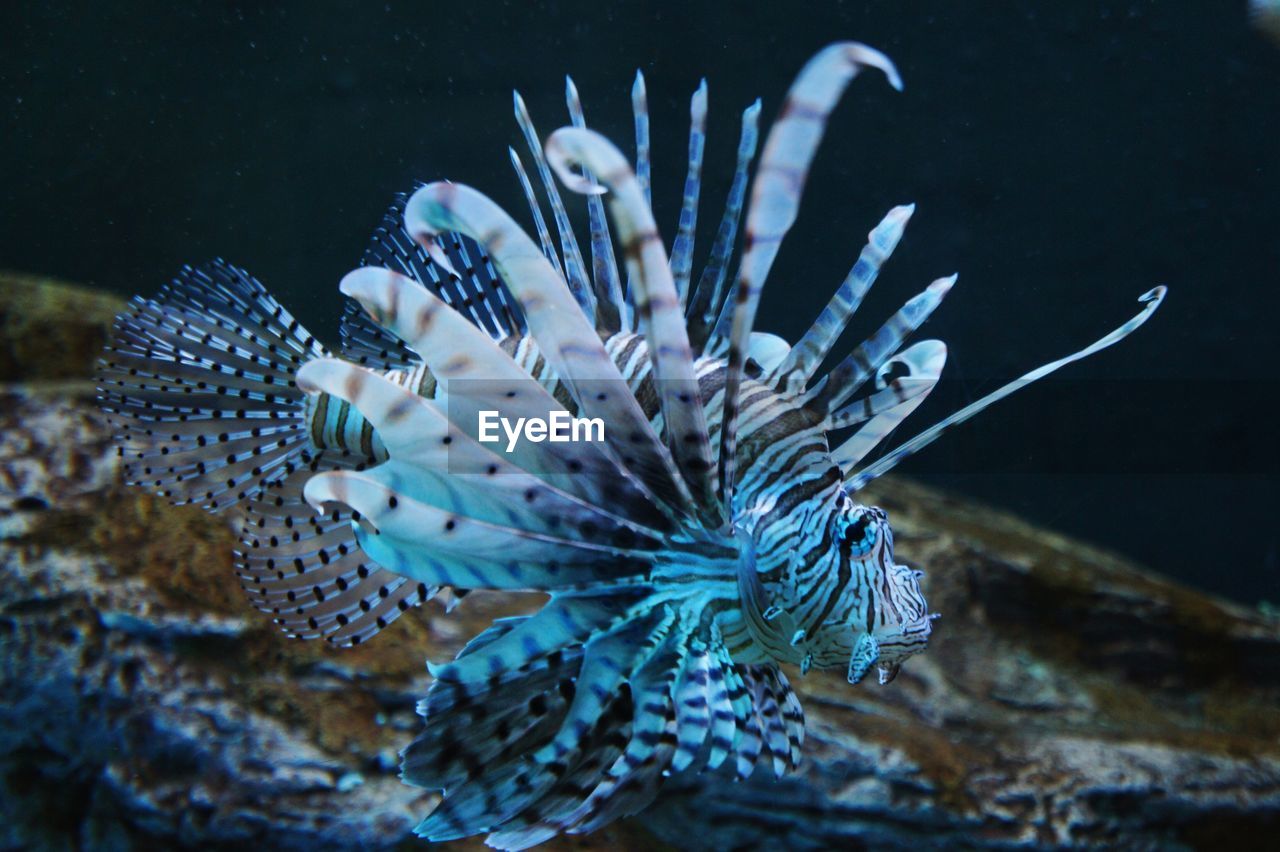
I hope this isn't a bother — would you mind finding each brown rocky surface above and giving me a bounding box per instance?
[0,272,124,382]
[1,277,1276,850]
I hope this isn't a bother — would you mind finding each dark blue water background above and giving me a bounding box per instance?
[2,2,1276,605]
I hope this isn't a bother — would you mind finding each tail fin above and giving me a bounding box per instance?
[97,259,325,512]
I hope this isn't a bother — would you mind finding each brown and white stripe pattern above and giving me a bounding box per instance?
[714,43,902,511]
[546,127,722,526]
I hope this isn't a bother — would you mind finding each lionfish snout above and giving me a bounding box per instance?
[828,499,935,685]
[869,562,936,684]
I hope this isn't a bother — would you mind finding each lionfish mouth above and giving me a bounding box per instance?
[94,39,1164,850]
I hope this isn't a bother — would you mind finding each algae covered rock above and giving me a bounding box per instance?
[0,383,538,851]
[1,276,1277,849]
[0,272,124,382]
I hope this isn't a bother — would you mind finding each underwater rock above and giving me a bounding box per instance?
[0,272,124,382]
[1,277,1277,849]
[0,386,427,850]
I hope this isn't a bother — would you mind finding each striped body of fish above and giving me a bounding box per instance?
[97,43,1164,848]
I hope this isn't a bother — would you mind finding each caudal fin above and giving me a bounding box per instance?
[97,259,325,512]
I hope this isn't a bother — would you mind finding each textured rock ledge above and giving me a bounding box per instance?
[0,271,123,382]
[1,276,1277,850]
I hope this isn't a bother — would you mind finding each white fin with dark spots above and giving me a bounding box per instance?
[237,461,441,647]
[97,259,324,512]
[326,274,670,529]
[404,183,696,519]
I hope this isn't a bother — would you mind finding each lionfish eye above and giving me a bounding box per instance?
[837,507,877,555]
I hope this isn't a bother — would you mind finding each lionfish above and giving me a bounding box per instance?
[97,43,1163,848]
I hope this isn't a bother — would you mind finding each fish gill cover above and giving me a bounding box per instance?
[94,42,1162,848]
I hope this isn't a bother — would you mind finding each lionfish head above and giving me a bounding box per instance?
[826,497,936,685]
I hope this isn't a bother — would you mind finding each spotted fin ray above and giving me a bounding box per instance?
[546,127,723,525]
[687,99,760,352]
[564,76,625,332]
[714,43,902,510]
[237,460,444,646]
[96,259,325,512]
[344,192,525,372]
[336,267,667,527]
[404,183,697,518]
[513,90,596,322]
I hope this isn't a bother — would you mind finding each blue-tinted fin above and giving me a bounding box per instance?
[714,44,901,511]
[302,466,657,593]
[412,613,641,839]
[670,79,708,308]
[545,127,723,527]
[440,231,524,337]
[689,99,760,353]
[848,287,1167,491]
[670,641,712,772]
[403,644,584,792]
[237,462,440,647]
[405,183,695,520]
[565,75,626,333]
[338,301,419,372]
[332,272,672,529]
[431,590,650,685]
[631,70,651,207]
[805,274,955,415]
[746,665,793,777]
[568,652,679,833]
[513,90,597,322]
[96,260,323,513]
[491,626,682,843]
[509,146,563,272]
[770,203,914,393]
[356,192,524,353]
